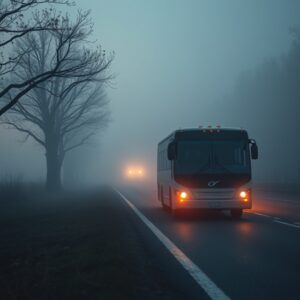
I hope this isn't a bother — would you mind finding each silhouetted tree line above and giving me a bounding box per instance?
[222,28,300,186]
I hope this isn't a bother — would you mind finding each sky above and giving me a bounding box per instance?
[1,0,300,184]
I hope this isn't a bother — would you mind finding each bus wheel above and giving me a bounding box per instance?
[171,208,181,217]
[169,189,179,216]
[161,188,168,210]
[169,188,173,211]
[231,209,243,219]
[157,185,160,202]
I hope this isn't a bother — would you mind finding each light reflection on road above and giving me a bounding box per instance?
[176,223,194,242]
[236,221,253,236]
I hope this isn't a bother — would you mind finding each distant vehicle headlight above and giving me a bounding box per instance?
[125,167,145,179]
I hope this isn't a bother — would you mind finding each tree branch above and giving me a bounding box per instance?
[3,121,45,146]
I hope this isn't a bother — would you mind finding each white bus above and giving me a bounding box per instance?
[157,127,258,218]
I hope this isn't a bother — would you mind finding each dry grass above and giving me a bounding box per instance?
[0,185,182,300]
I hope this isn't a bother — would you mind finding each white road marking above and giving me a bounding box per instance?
[245,209,300,231]
[243,211,300,232]
[273,220,300,230]
[259,196,300,204]
[250,212,300,230]
[252,212,271,218]
[116,190,231,300]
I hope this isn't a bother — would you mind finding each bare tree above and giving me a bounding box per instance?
[2,12,113,191]
[0,0,79,116]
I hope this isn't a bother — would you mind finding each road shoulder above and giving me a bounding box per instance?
[0,187,207,299]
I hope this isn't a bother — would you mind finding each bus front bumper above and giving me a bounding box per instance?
[174,199,252,210]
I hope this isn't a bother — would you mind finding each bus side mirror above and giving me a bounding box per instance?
[167,142,177,160]
[249,140,258,160]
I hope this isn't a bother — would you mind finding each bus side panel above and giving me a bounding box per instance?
[157,139,173,206]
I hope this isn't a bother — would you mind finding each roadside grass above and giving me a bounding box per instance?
[0,176,45,203]
[0,185,181,300]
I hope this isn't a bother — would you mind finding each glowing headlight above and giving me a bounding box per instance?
[180,191,187,199]
[240,191,247,198]
[176,191,188,203]
[239,190,249,203]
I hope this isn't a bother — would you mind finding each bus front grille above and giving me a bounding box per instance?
[193,189,235,200]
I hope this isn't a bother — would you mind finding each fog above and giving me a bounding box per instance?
[1,0,300,188]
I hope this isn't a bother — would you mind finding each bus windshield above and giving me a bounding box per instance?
[175,139,250,175]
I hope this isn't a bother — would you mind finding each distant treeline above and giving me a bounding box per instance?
[222,28,300,186]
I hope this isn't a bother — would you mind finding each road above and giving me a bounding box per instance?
[115,183,300,300]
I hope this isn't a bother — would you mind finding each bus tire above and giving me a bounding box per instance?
[169,188,179,216]
[172,208,181,217]
[231,209,243,219]
[157,185,161,202]
[169,188,173,210]
[161,188,168,210]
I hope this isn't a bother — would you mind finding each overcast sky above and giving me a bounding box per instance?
[1,0,300,183]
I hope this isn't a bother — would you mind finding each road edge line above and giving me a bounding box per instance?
[273,220,300,229]
[252,212,271,218]
[115,189,231,300]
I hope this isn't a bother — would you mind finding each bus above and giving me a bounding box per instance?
[157,127,258,218]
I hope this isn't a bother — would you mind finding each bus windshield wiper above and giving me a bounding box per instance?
[213,155,234,174]
[192,153,212,174]
[192,161,211,174]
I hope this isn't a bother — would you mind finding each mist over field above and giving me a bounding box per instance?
[1,0,300,188]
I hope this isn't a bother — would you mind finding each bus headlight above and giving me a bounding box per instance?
[239,190,250,202]
[240,191,247,198]
[176,191,188,203]
[180,191,188,199]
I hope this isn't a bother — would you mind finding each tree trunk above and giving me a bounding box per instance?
[45,146,62,192]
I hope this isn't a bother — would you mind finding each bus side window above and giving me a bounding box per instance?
[158,152,160,171]
[165,150,168,169]
[158,150,162,171]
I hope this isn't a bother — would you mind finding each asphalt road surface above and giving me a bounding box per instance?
[115,183,300,300]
